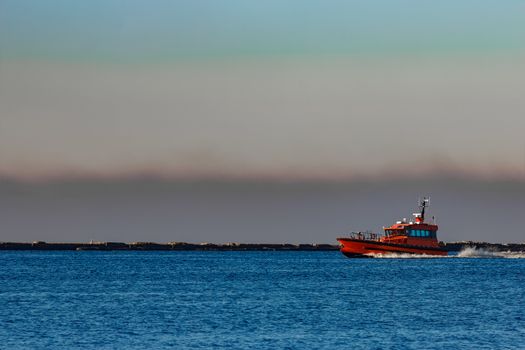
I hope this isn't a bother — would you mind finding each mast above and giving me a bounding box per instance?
[413,197,429,223]
[419,197,429,222]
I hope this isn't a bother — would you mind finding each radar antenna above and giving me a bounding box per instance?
[418,197,430,222]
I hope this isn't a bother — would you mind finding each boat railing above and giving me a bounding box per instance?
[348,231,382,241]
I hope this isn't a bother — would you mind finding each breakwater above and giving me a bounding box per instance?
[0,241,340,251]
[0,241,524,252]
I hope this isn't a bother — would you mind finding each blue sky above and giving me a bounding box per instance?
[2,0,525,62]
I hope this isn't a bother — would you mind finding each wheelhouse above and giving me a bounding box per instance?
[385,228,437,238]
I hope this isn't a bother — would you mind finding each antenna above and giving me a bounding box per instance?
[418,196,430,222]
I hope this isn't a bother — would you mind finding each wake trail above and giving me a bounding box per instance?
[456,247,525,259]
[365,247,525,259]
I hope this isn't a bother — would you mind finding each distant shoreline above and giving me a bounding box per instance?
[1,241,524,252]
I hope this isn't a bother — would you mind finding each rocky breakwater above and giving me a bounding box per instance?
[0,241,340,251]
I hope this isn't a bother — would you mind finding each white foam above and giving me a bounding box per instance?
[365,252,447,259]
[456,247,525,259]
[364,247,525,259]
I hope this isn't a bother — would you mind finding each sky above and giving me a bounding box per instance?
[0,1,524,242]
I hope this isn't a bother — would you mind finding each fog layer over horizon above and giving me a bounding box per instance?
[1,57,524,181]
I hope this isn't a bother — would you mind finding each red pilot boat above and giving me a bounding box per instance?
[337,198,447,258]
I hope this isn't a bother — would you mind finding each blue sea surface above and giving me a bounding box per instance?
[0,251,524,349]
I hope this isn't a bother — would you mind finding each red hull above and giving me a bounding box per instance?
[337,238,447,258]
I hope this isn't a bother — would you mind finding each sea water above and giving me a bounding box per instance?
[0,250,524,349]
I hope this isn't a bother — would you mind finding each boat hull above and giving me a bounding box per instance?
[337,238,447,258]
